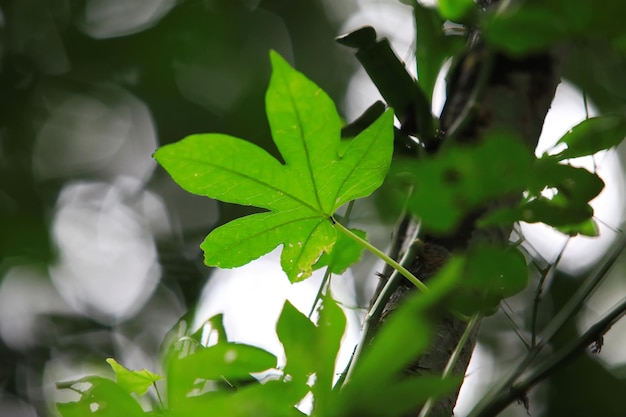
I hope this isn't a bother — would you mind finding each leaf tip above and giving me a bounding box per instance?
[269,49,289,70]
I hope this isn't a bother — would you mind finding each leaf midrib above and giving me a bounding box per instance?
[284,80,325,213]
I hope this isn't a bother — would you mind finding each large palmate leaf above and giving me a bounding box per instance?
[155,51,393,282]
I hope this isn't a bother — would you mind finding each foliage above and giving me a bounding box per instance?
[47,1,626,417]
[155,51,394,283]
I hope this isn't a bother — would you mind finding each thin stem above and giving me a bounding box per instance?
[531,239,569,347]
[500,300,531,351]
[474,295,626,417]
[154,382,165,410]
[418,314,481,417]
[518,296,626,389]
[332,217,428,293]
[309,268,332,319]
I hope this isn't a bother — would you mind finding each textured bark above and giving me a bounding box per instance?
[373,38,563,416]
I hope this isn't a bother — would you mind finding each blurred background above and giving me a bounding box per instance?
[0,0,625,416]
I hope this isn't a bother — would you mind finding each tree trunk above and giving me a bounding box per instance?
[373,37,563,416]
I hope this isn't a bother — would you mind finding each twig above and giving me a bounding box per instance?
[467,232,626,417]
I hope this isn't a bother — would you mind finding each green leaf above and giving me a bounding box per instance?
[483,1,626,54]
[276,301,317,381]
[551,115,626,160]
[483,7,569,54]
[449,245,528,315]
[169,379,308,417]
[556,218,599,237]
[313,295,347,415]
[482,197,594,229]
[531,161,605,203]
[276,297,346,415]
[394,133,533,232]
[56,376,145,417]
[437,0,475,22]
[313,228,366,274]
[332,375,461,417]
[522,198,594,227]
[413,2,465,101]
[106,358,162,396]
[155,51,394,282]
[167,342,277,408]
[480,159,604,233]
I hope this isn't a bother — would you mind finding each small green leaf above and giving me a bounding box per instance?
[437,0,475,22]
[531,161,605,203]
[170,379,308,417]
[276,301,317,381]
[483,1,626,54]
[449,245,528,315]
[522,198,594,227]
[313,228,366,274]
[394,133,533,232]
[276,297,346,415]
[333,375,461,417]
[556,218,599,237]
[313,295,347,415]
[479,197,595,232]
[155,51,394,282]
[167,342,277,408]
[551,115,626,160]
[414,3,465,101]
[106,358,162,396]
[56,376,145,417]
[484,7,569,54]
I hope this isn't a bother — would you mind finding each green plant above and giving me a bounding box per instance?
[55,1,626,416]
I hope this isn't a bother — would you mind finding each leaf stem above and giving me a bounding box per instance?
[531,239,568,347]
[332,217,428,293]
[153,382,164,410]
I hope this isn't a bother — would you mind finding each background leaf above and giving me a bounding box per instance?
[167,342,276,408]
[551,115,626,160]
[393,133,533,232]
[168,379,308,417]
[437,0,475,22]
[413,2,465,101]
[56,377,145,417]
[276,301,317,381]
[448,245,528,315]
